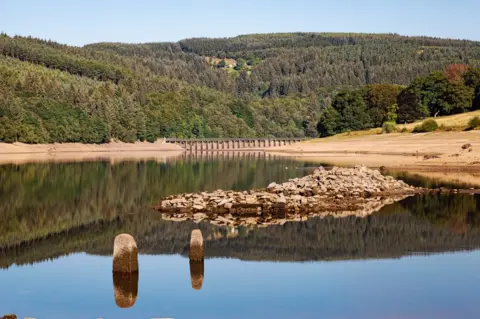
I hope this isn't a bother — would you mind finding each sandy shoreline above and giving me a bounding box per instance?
[1,131,479,169]
[269,131,480,169]
[0,141,185,164]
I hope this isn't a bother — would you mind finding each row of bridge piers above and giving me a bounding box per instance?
[165,138,306,151]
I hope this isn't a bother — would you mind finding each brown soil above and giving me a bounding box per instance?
[269,131,480,170]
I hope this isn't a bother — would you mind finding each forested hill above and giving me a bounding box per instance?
[1,32,480,143]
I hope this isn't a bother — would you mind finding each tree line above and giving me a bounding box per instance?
[1,33,480,143]
[317,65,480,136]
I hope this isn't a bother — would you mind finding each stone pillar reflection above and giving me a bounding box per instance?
[113,272,139,308]
[190,259,204,291]
[189,229,205,290]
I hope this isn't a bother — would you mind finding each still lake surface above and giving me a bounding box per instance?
[1,155,480,319]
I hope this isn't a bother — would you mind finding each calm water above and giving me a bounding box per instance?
[1,155,480,319]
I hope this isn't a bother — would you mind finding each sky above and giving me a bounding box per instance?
[2,0,479,46]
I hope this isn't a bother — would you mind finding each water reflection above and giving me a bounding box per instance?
[1,194,480,268]
[0,156,312,250]
[190,260,204,291]
[113,272,139,308]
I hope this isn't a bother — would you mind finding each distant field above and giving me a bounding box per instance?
[316,110,480,139]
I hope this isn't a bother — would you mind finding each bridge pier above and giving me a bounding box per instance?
[164,137,306,152]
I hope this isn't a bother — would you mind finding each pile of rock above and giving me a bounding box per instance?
[266,165,415,198]
[154,165,420,227]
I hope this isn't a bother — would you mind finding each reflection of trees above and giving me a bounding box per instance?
[0,158,308,249]
[1,159,480,267]
[1,194,480,268]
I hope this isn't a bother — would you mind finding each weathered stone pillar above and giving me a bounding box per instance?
[189,229,205,290]
[113,234,138,273]
[112,234,139,309]
[190,229,204,262]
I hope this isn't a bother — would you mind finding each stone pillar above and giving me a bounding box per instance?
[112,234,139,309]
[189,229,204,291]
[113,234,138,273]
[190,229,204,262]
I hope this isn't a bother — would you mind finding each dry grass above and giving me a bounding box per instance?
[397,110,480,131]
[306,110,480,143]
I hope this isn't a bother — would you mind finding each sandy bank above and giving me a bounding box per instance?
[0,141,184,164]
[269,131,480,170]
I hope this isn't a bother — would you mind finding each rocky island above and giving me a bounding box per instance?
[154,165,422,226]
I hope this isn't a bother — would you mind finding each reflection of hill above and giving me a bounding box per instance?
[0,158,309,249]
[1,194,480,268]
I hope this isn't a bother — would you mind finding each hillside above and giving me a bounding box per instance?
[1,32,480,143]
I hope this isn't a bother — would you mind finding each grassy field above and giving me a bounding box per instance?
[315,110,480,140]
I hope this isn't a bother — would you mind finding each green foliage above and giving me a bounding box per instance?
[397,71,475,123]
[382,121,397,134]
[317,105,341,137]
[365,84,402,126]
[413,119,439,133]
[386,104,398,122]
[180,33,480,98]
[467,116,480,130]
[2,33,480,142]
[217,60,226,68]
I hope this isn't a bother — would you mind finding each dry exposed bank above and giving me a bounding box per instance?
[0,141,184,164]
[269,131,480,170]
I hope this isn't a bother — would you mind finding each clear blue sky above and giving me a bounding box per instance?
[2,0,479,46]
